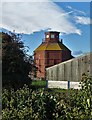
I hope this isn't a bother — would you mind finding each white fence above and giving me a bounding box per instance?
[47,80,81,89]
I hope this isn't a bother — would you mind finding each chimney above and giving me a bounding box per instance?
[61,39,63,44]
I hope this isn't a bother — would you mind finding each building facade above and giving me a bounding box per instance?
[34,31,73,79]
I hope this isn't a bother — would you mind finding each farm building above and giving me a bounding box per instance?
[34,31,73,79]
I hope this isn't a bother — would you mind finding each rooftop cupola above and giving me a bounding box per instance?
[45,31,60,43]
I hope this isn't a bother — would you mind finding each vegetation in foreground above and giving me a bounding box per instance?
[2,75,92,120]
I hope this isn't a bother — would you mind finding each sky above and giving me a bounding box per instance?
[0,1,92,57]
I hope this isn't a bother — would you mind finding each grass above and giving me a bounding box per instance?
[31,80,47,88]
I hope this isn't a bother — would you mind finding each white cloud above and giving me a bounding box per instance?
[75,16,92,25]
[1,1,82,35]
[67,5,86,15]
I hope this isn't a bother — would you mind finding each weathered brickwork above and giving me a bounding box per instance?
[34,31,73,78]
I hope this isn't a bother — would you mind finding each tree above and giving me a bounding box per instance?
[2,32,32,89]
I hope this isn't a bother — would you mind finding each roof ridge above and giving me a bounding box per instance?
[58,42,70,51]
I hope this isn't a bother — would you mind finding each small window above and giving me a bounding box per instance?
[46,35,49,38]
[51,34,54,38]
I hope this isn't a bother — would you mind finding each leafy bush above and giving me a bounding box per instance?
[32,89,57,120]
[2,75,92,120]
[2,85,32,120]
[69,74,92,119]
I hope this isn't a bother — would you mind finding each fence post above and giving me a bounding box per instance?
[68,80,70,89]
[46,80,48,88]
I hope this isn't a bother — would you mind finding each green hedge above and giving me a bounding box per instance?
[2,75,92,120]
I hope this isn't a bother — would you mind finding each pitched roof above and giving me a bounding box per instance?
[34,42,70,51]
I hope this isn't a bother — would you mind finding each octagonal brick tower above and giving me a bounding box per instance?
[34,31,73,79]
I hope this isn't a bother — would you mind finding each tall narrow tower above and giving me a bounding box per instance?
[34,31,73,79]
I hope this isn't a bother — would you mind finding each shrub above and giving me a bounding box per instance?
[2,75,92,120]
[2,85,32,120]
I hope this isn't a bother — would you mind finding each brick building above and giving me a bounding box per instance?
[34,31,73,79]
